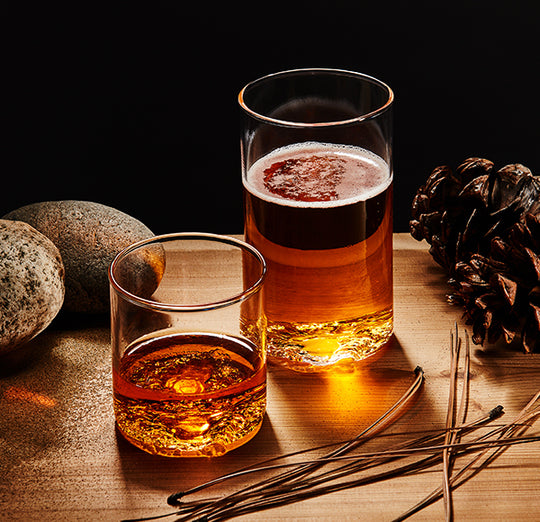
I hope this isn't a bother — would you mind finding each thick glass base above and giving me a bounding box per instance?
[267,309,393,373]
[116,418,264,458]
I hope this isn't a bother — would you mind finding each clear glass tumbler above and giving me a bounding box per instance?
[109,233,267,457]
[239,68,394,372]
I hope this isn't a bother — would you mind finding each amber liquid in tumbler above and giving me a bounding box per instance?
[113,332,266,457]
[243,142,393,371]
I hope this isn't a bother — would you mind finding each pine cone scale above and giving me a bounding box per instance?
[494,274,517,307]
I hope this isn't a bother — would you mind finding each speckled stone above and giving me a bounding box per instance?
[3,201,155,314]
[0,220,65,356]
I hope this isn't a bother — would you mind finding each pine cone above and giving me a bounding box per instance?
[410,158,540,353]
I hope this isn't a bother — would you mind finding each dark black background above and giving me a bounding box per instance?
[6,1,540,235]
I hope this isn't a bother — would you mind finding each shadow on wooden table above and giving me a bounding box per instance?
[469,336,540,417]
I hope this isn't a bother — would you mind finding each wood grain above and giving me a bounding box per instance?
[1,234,538,521]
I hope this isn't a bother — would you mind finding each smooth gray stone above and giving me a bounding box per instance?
[3,201,155,313]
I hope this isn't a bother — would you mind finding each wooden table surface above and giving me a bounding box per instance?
[1,233,539,521]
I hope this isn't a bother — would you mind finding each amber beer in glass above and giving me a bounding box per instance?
[239,69,394,372]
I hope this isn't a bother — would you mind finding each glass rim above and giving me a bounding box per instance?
[108,232,267,313]
[238,67,394,128]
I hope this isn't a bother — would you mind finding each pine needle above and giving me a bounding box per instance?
[123,328,539,522]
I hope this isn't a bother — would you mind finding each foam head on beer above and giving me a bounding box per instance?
[245,141,391,208]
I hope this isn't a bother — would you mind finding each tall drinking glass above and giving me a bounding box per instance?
[239,68,394,372]
[109,233,267,457]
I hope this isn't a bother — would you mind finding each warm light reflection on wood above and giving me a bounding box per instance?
[319,367,418,427]
[3,385,57,408]
[268,361,420,447]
